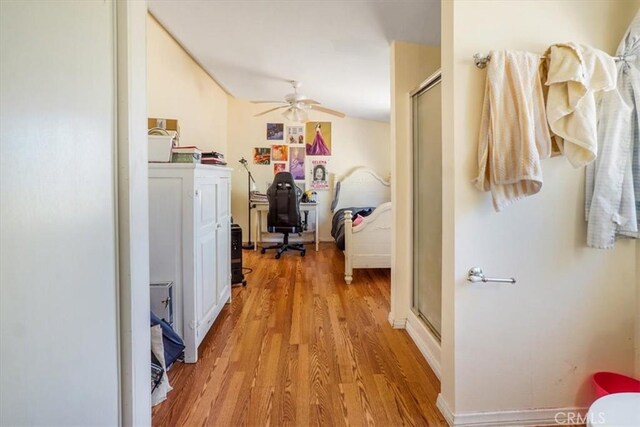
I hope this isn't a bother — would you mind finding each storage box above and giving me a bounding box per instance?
[148,135,175,162]
[148,117,179,134]
[172,146,202,163]
[150,281,174,326]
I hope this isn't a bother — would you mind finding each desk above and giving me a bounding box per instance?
[251,201,319,252]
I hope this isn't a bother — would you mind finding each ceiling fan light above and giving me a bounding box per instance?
[283,107,307,123]
[282,108,294,121]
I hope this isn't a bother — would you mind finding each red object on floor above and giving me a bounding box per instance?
[593,372,640,398]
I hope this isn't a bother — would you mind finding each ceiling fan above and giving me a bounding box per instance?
[251,81,346,122]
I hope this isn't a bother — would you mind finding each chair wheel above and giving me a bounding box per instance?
[275,254,281,259]
[301,251,306,257]
[260,248,266,254]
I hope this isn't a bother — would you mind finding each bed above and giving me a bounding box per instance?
[330,167,392,284]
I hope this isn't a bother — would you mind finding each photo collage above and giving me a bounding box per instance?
[253,122,331,191]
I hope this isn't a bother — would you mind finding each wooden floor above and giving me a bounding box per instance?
[153,243,446,426]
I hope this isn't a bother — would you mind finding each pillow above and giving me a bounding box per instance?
[353,215,364,226]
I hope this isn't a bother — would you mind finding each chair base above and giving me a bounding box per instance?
[260,233,306,259]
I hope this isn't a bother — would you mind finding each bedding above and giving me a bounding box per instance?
[331,207,374,250]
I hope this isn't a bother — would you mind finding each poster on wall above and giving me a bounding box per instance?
[289,146,305,180]
[273,162,287,174]
[305,121,331,156]
[286,126,304,144]
[271,144,288,161]
[266,123,284,140]
[310,159,329,190]
[253,147,271,165]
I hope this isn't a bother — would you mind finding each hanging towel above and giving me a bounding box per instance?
[474,50,552,212]
[585,11,640,248]
[541,43,617,168]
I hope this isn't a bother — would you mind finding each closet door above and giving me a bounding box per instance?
[412,73,442,339]
[194,176,219,346]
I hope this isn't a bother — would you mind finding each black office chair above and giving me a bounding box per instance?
[260,172,306,259]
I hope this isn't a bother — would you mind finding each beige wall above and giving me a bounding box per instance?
[390,41,440,324]
[147,14,228,153]
[441,0,639,417]
[227,98,390,243]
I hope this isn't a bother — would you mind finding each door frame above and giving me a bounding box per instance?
[409,70,443,341]
[115,0,151,425]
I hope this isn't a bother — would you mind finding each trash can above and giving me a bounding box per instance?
[592,372,640,398]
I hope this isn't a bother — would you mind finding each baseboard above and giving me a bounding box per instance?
[405,311,441,380]
[387,312,406,329]
[436,394,588,427]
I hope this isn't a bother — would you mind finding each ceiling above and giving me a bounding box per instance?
[148,0,441,122]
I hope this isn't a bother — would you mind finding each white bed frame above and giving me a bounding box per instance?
[332,167,392,284]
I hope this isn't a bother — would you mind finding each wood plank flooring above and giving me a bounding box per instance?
[152,243,446,426]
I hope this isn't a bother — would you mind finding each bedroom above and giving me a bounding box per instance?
[146,1,441,424]
[4,1,640,426]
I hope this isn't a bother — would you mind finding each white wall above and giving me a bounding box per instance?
[0,1,120,424]
[227,98,390,242]
[390,41,440,325]
[147,14,229,154]
[441,0,640,419]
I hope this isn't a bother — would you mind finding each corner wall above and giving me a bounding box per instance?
[441,0,639,421]
[147,14,228,153]
[390,41,440,325]
[226,98,390,243]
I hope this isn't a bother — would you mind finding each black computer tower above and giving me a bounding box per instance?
[231,224,246,285]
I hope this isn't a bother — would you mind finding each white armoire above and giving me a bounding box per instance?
[148,164,232,363]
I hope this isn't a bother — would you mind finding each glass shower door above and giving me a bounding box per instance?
[412,72,442,339]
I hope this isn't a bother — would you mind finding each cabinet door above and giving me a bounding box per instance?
[194,177,218,344]
[216,176,231,302]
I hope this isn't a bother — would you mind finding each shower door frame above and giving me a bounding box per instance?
[410,70,442,342]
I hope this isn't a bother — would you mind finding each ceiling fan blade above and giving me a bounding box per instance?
[254,105,289,117]
[310,105,346,118]
[251,100,287,104]
[301,99,320,105]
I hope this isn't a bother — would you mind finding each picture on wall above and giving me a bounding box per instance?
[271,144,288,161]
[289,146,305,180]
[310,159,329,190]
[305,122,332,156]
[286,126,304,144]
[267,123,284,140]
[253,147,271,165]
[273,162,287,174]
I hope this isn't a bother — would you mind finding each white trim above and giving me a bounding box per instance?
[405,311,441,380]
[437,394,455,426]
[116,1,150,425]
[387,312,407,329]
[436,395,588,427]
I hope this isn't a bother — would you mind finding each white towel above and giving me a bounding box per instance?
[474,50,552,212]
[585,10,640,248]
[542,43,617,168]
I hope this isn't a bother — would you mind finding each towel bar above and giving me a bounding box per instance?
[467,267,516,284]
[473,52,627,69]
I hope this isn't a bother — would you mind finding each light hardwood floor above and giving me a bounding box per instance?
[153,243,446,426]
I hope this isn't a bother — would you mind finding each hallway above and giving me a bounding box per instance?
[152,244,445,426]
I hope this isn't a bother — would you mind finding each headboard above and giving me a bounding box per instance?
[331,167,391,212]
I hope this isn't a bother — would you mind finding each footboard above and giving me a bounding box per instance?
[343,202,392,284]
